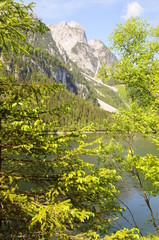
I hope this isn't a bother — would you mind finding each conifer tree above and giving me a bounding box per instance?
[0,1,122,239]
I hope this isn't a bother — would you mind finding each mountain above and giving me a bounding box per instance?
[88,39,117,75]
[4,17,125,115]
[48,21,117,76]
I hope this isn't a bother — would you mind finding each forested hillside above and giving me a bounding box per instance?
[2,47,111,130]
[45,88,111,130]
[1,10,126,131]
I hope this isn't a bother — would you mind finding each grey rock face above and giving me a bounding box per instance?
[88,39,117,75]
[48,21,117,76]
[52,67,77,93]
[48,21,87,54]
[48,21,94,73]
[88,39,117,64]
[71,42,98,75]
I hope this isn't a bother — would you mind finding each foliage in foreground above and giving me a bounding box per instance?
[0,74,122,239]
[98,17,159,238]
[0,1,121,239]
[1,1,159,239]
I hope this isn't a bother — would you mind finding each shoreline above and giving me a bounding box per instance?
[43,130,107,135]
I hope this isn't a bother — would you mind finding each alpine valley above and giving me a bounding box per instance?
[3,15,126,131]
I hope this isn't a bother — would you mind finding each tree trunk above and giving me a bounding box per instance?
[135,168,159,233]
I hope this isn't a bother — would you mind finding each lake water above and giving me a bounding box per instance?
[83,133,159,236]
[117,174,159,236]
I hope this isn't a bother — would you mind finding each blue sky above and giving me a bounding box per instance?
[22,0,159,46]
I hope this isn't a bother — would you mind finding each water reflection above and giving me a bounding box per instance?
[84,133,159,235]
[114,172,159,235]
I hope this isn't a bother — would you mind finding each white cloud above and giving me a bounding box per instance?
[122,1,144,20]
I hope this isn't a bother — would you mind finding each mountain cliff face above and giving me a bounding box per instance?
[48,21,117,76]
[24,18,124,111]
[48,21,97,74]
[88,39,117,75]
[30,19,117,77]
[48,21,87,55]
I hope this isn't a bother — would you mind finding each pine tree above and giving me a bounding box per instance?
[0,1,122,239]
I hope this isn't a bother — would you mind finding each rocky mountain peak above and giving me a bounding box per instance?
[48,21,117,76]
[48,21,87,54]
[88,39,117,66]
[88,39,107,55]
[68,21,84,30]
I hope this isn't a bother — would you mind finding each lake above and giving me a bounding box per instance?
[82,133,159,236]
